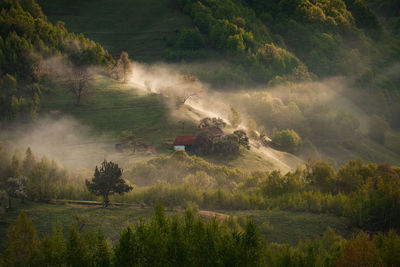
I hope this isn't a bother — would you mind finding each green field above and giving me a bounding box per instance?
[37,0,194,61]
[41,76,197,150]
[230,210,350,246]
[1,201,350,248]
[40,76,293,171]
[0,200,159,247]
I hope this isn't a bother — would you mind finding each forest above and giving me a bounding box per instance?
[1,0,400,265]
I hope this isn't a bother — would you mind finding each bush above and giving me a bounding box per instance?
[272,129,301,153]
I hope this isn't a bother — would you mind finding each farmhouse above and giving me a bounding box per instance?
[173,126,225,154]
[173,135,196,153]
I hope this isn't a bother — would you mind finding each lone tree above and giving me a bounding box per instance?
[117,51,132,83]
[65,67,93,105]
[86,160,133,207]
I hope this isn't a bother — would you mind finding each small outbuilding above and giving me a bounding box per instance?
[173,135,196,153]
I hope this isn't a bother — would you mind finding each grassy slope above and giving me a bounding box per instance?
[41,76,198,150]
[0,201,349,247]
[37,0,193,61]
[37,0,400,168]
[41,76,294,171]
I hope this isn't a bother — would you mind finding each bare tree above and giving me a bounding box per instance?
[65,67,93,105]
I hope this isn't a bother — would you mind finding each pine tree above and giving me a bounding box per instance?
[22,147,35,176]
[66,224,89,267]
[86,160,132,207]
[91,230,111,267]
[113,226,135,267]
[39,222,67,266]
[1,210,40,266]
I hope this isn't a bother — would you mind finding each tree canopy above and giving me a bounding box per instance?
[86,160,133,207]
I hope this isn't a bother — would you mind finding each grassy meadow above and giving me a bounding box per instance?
[0,200,349,248]
[40,76,198,151]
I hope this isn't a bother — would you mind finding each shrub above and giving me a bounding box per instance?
[272,129,301,153]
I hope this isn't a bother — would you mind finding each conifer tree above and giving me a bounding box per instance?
[39,222,67,266]
[1,210,40,266]
[86,160,133,207]
[66,224,89,267]
[113,226,135,267]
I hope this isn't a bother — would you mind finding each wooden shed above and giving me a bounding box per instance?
[173,135,196,153]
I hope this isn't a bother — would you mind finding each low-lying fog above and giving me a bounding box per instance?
[0,60,375,172]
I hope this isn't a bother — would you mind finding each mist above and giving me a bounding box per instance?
[0,116,152,170]
[123,60,378,168]
[0,60,378,173]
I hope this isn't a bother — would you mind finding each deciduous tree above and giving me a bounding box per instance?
[117,51,132,83]
[65,67,93,106]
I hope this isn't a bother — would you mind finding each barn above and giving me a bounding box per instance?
[173,135,196,153]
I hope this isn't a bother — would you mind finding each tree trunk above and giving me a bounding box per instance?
[7,196,11,209]
[104,194,109,207]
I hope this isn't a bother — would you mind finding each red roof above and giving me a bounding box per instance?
[173,135,196,145]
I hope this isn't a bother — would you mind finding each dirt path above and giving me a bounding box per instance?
[197,210,230,221]
[65,200,231,221]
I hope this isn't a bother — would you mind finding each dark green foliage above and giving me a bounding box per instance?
[0,0,110,119]
[86,160,133,207]
[66,225,87,266]
[1,210,40,266]
[38,223,67,267]
[176,28,205,50]
[178,0,303,84]
[2,145,400,233]
[3,208,400,266]
[112,205,266,266]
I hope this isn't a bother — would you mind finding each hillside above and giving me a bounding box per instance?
[1,1,400,265]
[37,0,194,61]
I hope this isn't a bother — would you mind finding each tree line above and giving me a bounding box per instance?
[0,0,134,118]
[2,205,400,266]
[2,143,400,233]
